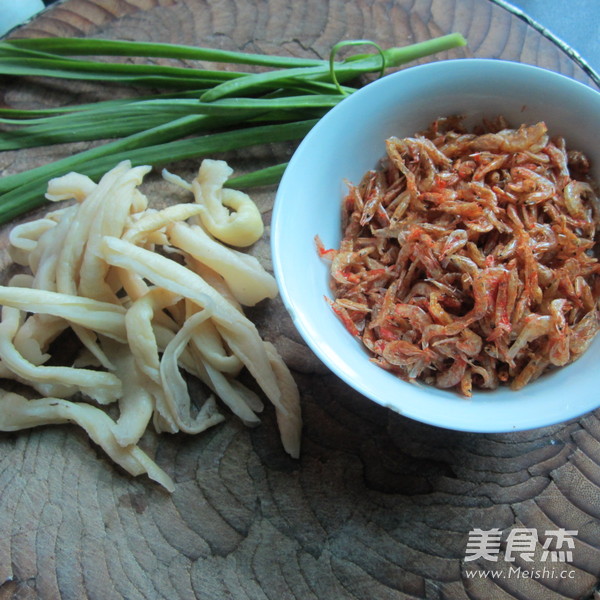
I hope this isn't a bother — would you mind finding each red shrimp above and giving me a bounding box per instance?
[563,180,593,219]
[507,314,552,360]
[326,297,361,337]
[315,235,336,259]
[382,340,434,379]
[546,298,571,366]
[570,310,600,358]
[436,357,468,389]
[322,116,600,395]
[470,122,548,153]
[472,152,508,182]
[360,171,384,226]
[509,167,555,204]
[511,355,550,390]
[393,303,433,332]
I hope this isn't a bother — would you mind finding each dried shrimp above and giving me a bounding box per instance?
[319,116,600,395]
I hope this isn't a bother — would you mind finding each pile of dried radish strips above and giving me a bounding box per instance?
[0,159,301,491]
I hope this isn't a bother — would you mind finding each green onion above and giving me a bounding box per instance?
[0,45,350,94]
[0,120,317,223]
[0,114,236,194]
[0,33,467,224]
[5,38,326,69]
[225,163,289,189]
[0,90,210,119]
[201,33,467,101]
[0,56,244,88]
[0,95,343,149]
[328,40,387,95]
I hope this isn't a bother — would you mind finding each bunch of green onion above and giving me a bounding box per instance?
[0,33,466,224]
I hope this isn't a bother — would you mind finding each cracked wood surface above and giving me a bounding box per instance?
[1,1,599,599]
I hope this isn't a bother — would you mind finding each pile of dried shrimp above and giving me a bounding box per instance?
[319,116,600,395]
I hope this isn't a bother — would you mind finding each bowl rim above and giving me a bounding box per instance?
[271,57,600,433]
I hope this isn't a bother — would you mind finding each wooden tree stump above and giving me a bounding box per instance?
[0,1,598,599]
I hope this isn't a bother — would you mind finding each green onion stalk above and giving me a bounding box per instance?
[0,33,466,224]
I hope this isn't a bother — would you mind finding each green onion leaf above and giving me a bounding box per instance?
[0,120,317,224]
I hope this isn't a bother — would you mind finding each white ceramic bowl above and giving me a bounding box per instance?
[271,58,600,432]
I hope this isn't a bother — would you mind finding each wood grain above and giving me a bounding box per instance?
[1,1,599,599]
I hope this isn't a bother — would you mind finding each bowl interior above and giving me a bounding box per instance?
[272,59,600,432]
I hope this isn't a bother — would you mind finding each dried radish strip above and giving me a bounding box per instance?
[78,163,151,302]
[0,391,174,492]
[189,159,264,247]
[264,341,302,459]
[100,236,287,416]
[169,221,278,306]
[0,306,121,404]
[0,285,127,341]
[0,159,301,490]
